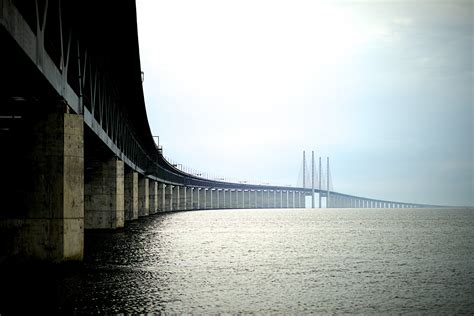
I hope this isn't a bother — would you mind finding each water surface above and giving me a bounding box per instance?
[1,208,473,313]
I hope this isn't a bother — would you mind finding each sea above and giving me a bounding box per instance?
[1,208,473,314]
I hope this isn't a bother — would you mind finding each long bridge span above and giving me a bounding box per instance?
[0,0,440,262]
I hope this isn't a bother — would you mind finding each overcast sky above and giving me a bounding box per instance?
[136,0,473,207]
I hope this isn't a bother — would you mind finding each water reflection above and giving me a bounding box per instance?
[1,208,473,313]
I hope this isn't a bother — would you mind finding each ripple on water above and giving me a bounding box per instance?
[1,208,473,314]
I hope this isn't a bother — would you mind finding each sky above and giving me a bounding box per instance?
[136,0,473,207]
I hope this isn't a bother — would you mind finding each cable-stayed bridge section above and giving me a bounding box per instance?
[0,0,439,263]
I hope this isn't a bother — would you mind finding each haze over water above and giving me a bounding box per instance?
[2,208,473,313]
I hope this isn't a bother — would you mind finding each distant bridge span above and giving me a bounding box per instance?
[0,0,440,262]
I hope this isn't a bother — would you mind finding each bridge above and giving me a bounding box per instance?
[0,0,440,263]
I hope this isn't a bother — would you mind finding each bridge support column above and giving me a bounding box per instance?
[173,186,180,210]
[0,112,84,261]
[236,190,242,208]
[282,191,288,208]
[165,185,173,211]
[197,188,203,209]
[124,169,138,221]
[85,156,125,230]
[229,190,235,208]
[229,190,234,208]
[288,191,294,208]
[149,181,158,214]
[248,190,255,208]
[224,190,229,208]
[157,183,165,212]
[199,188,206,209]
[204,189,211,209]
[186,187,193,210]
[179,186,187,210]
[210,189,216,209]
[263,190,269,208]
[138,176,149,216]
[255,190,262,208]
[194,188,201,209]
[243,190,249,208]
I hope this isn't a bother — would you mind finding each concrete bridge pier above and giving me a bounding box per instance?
[165,185,173,211]
[138,175,149,216]
[173,186,180,210]
[300,192,305,208]
[260,191,266,208]
[198,188,205,209]
[205,189,211,209]
[219,189,225,209]
[149,181,158,214]
[84,125,125,229]
[178,186,186,210]
[255,190,262,208]
[282,191,288,208]
[243,190,250,208]
[277,191,282,208]
[249,190,256,208]
[236,190,243,208]
[225,190,229,208]
[227,190,232,208]
[186,187,193,210]
[0,111,84,262]
[208,188,214,209]
[296,192,301,208]
[230,190,235,208]
[124,168,138,221]
[210,189,217,209]
[194,188,201,209]
[288,192,295,208]
[157,183,165,212]
[265,190,270,208]
[84,154,125,230]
